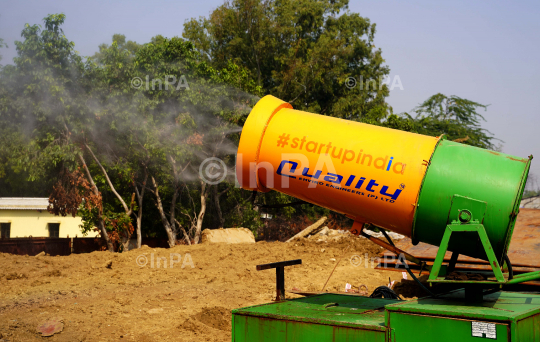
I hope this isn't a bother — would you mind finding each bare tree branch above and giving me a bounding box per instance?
[84,143,133,216]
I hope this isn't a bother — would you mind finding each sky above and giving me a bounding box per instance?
[1,0,539,180]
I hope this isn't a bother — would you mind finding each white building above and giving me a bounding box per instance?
[0,198,98,238]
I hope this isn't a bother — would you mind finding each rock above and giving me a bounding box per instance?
[201,228,255,244]
[318,227,330,236]
[147,308,164,314]
[105,260,113,269]
[328,230,339,236]
[36,317,64,337]
[361,229,405,240]
[35,251,46,257]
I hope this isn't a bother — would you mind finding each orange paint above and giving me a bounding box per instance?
[236,95,441,236]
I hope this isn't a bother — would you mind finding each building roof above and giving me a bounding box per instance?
[0,198,49,210]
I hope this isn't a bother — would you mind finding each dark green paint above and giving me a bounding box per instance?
[385,290,540,322]
[233,315,386,342]
[233,291,540,341]
[232,294,396,341]
[388,312,509,342]
[232,294,397,330]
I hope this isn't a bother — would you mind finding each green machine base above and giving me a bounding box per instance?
[232,291,540,341]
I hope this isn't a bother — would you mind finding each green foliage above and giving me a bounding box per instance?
[14,14,83,78]
[79,204,133,249]
[183,0,391,121]
[91,34,141,65]
[182,0,396,224]
[413,94,494,149]
[0,14,85,184]
[0,13,265,243]
[524,174,539,199]
[524,190,540,199]
[0,10,500,245]
[0,37,7,64]
[381,93,495,149]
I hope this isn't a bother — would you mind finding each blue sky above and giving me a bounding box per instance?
[1,0,539,179]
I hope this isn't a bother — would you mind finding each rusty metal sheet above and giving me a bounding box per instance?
[0,237,71,256]
[139,237,170,248]
[376,209,540,286]
[375,263,540,287]
[72,237,102,253]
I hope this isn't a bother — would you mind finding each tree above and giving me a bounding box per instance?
[90,34,141,65]
[20,23,261,248]
[0,37,7,64]
[0,14,117,250]
[1,12,502,249]
[183,0,391,121]
[382,93,495,150]
[524,173,539,199]
[413,93,494,149]
[124,36,261,246]
[183,0,394,222]
[2,18,259,249]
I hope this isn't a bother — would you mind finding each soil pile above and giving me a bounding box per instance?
[0,236,408,341]
[193,306,231,331]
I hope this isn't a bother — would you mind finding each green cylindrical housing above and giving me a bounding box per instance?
[412,138,531,264]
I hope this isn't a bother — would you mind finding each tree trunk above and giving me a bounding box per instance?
[134,170,148,249]
[151,176,177,247]
[86,143,135,250]
[213,185,224,228]
[193,181,209,244]
[169,184,179,243]
[78,154,114,252]
[285,216,328,242]
[174,218,191,245]
[136,203,143,248]
[120,193,135,251]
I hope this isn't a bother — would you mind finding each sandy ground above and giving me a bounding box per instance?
[0,236,408,341]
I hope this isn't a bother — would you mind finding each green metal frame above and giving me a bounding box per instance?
[428,221,540,285]
[425,192,540,286]
[428,222,506,283]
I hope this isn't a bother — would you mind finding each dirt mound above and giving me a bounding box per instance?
[0,236,400,341]
[193,306,231,331]
[294,234,383,257]
[178,317,203,334]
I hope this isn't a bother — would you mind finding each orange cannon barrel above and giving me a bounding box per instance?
[236,95,441,236]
